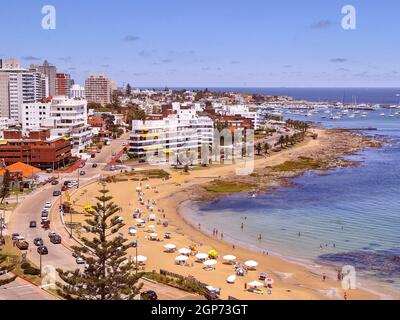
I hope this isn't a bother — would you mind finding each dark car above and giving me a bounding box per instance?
[53,190,61,196]
[50,235,61,244]
[51,180,59,185]
[33,238,43,246]
[140,290,158,300]
[63,180,71,186]
[92,163,98,168]
[29,221,37,228]
[80,171,86,176]
[11,233,20,241]
[37,246,48,255]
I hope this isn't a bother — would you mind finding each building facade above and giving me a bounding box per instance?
[84,75,112,105]
[30,60,57,97]
[55,73,72,97]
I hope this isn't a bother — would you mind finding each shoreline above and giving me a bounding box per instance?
[70,128,397,300]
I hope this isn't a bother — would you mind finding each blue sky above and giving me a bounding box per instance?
[1,0,399,87]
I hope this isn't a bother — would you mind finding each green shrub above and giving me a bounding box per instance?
[23,267,40,276]
[20,262,31,269]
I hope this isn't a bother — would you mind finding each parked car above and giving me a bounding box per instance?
[16,240,29,250]
[79,162,85,168]
[140,290,158,300]
[92,163,98,168]
[53,190,61,196]
[37,246,48,255]
[33,238,43,246]
[63,180,71,186]
[51,180,59,185]
[11,233,20,241]
[80,171,86,176]
[76,257,85,264]
[29,221,37,228]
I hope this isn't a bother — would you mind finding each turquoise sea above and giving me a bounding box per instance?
[181,107,400,294]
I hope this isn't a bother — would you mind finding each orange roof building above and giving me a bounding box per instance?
[1,162,41,178]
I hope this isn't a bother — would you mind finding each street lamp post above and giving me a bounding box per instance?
[135,241,138,275]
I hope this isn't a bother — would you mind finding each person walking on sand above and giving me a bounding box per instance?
[198,223,201,230]
[344,291,348,300]
[232,244,235,250]
[241,223,244,231]
[322,273,326,281]
[221,233,224,240]
[258,234,262,241]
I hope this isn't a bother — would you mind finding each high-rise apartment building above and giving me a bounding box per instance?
[70,84,85,99]
[84,75,112,105]
[30,60,57,97]
[55,73,72,97]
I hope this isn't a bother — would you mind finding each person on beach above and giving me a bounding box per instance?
[232,244,235,250]
[221,233,224,240]
[322,273,326,281]
[198,223,201,230]
[258,234,262,241]
[298,232,301,237]
[344,291,348,300]
[241,223,244,231]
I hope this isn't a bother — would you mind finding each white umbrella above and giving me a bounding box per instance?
[178,248,191,255]
[248,280,263,287]
[149,213,156,221]
[175,255,189,261]
[136,187,142,191]
[164,243,176,250]
[203,259,217,266]
[195,253,208,260]
[128,227,137,235]
[223,255,236,261]
[135,218,145,223]
[133,255,147,262]
[134,208,141,213]
[244,260,258,268]
[147,224,156,229]
[227,275,236,284]
[149,233,158,238]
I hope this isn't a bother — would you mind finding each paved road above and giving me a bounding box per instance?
[3,134,128,300]
[141,279,204,300]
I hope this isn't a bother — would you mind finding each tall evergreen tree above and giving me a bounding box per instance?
[56,187,143,300]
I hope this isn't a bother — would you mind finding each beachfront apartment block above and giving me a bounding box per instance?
[129,108,214,164]
[70,84,85,99]
[85,75,112,105]
[21,101,51,132]
[41,96,92,155]
[0,59,48,121]
[55,73,72,97]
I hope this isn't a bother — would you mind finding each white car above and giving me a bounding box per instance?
[44,201,52,209]
[76,257,85,264]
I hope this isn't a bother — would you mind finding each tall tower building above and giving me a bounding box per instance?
[55,73,72,97]
[30,60,57,97]
[84,75,112,105]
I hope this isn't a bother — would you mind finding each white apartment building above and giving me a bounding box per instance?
[217,104,260,129]
[0,59,47,121]
[129,108,214,164]
[70,84,85,99]
[21,101,51,132]
[42,96,92,155]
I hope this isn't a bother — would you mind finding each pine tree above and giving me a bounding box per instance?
[56,187,143,300]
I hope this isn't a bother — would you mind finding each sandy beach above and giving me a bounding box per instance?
[68,129,393,300]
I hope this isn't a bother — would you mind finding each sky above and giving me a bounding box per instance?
[0,0,399,88]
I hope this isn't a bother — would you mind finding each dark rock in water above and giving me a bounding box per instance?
[318,248,400,279]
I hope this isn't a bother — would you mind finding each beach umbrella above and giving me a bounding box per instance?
[244,260,258,268]
[149,213,156,221]
[136,186,142,192]
[133,255,147,263]
[223,255,236,262]
[178,248,191,255]
[135,208,141,213]
[265,278,275,285]
[248,280,263,287]
[135,218,145,223]
[208,250,218,258]
[128,227,137,235]
[227,275,236,284]
[203,259,217,266]
[164,243,176,250]
[195,253,208,260]
[149,233,158,238]
[148,206,154,212]
[175,255,189,262]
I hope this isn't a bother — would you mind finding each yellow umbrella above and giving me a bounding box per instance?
[208,250,218,258]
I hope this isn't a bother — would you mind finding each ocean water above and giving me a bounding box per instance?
[181,108,400,292]
[161,87,400,105]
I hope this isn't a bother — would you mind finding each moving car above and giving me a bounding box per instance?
[37,246,48,255]
[92,163,98,168]
[29,221,37,228]
[48,231,57,239]
[44,201,52,209]
[80,171,85,176]
[33,238,43,246]
[53,190,61,196]
[50,235,62,244]
[51,180,59,185]
[16,240,29,250]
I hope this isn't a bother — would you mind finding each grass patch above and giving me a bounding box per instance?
[118,169,170,179]
[205,180,256,193]
[270,156,328,172]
